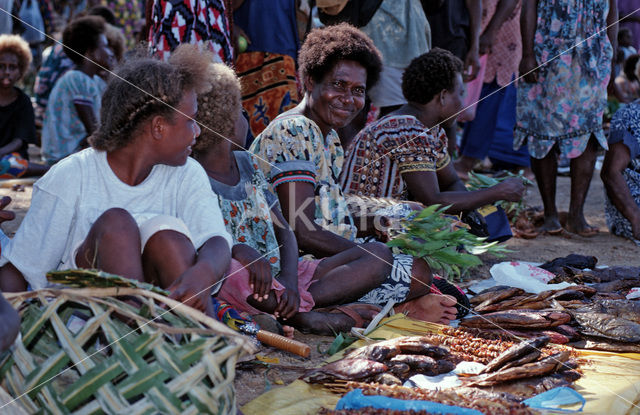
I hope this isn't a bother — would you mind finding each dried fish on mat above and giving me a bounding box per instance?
[303,359,388,383]
[466,351,572,387]
[460,310,571,329]
[569,336,640,353]
[345,336,448,362]
[572,300,640,343]
[481,337,550,373]
[321,381,538,415]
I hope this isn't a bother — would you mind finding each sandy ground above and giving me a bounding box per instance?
[0,170,637,408]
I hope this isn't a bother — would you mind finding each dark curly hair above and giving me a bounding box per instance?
[624,54,640,82]
[62,15,107,65]
[298,23,382,90]
[194,63,242,153]
[0,35,32,78]
[90,44,212,152]
[402,48,463,104]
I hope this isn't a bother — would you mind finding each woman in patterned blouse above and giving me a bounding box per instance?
[340,48,525,215]
[250,24,465,325]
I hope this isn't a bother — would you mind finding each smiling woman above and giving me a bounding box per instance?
[249,24,465,326]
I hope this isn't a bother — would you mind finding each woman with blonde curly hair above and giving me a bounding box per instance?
[0,45,232,318]
[0,34,48,178]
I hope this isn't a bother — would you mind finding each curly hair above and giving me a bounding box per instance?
[298,23,382,90]
[624,54,640,81]
[89,44,213,152]
[62,15,107,65]
[105,24,125,62]
[0,35,32,78]
[193,63,241,154]
[402,48,463,104]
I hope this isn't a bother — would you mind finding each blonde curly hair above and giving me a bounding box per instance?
[0,35,32,79]
[193,63,242,154]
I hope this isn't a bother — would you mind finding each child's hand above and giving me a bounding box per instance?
[232,244,272,302]
[167,266,212,312]
[274,286,299,320]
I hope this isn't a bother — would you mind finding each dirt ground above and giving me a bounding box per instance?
[0,170,637,408]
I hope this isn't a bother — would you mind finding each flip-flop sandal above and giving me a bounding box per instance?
[574,226,599,237]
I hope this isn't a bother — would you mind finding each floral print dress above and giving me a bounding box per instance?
[605,100,640,246]
[515,0,613,159]
[250,113,414,306]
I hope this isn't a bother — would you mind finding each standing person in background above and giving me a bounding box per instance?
[454,0,531,181]
[358,0,431,118]
[148,0,233,64]
[516,0,617,236]
[41,16,114,164]
[233,0,301,140]
[426,0,482,156]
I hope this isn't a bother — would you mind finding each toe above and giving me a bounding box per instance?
[440,294,457,307]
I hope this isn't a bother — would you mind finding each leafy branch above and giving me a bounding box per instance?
[387,205,509,280]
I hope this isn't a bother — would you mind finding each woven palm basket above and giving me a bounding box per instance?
[0,270,254,415]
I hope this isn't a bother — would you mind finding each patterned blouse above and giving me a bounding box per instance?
[340,115,450,200]
[249,113,357,241]
[208,152,282,276]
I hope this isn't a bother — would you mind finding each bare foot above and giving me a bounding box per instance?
[282,325,294,339]
[394,294,457,325]
[294,304,381,335]
[538,216,563,234]
[564,217,599,237]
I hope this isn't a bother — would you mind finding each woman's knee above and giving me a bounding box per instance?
[360,241,393,278]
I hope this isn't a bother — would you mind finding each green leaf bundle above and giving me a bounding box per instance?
[387,205,509,280]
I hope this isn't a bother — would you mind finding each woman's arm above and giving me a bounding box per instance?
[276,181,357,257]
[601,142,640,239]
[75,103,98,149]
[519,0,539,83]
[270,206,300,319]
[464,0,482,80]
[403,162,524,213]
[0,138,23,158]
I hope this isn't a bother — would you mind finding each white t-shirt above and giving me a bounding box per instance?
[2,148,232,289]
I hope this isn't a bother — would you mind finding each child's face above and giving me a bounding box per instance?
[620,30,633,47]
[0,53,20,89]
[88,34,115,70]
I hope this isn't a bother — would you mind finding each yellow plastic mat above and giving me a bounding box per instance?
[242,314,640,415]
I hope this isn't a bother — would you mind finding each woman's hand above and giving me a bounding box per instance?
[233,244,272,302]
[519,54,539,83]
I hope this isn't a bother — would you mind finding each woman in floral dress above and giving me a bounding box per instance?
[516,0,617,236]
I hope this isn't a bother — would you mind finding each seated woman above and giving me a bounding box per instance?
[250,24,465,325]
[194,63,388,334]
[41,16,115,165]
[340,48,525,215]
[0,35,48,178]
[601,100,640,244]
[0,45,232,316]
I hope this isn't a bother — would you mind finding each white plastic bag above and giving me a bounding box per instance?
[18,0,45,44]
[490,261,575,294]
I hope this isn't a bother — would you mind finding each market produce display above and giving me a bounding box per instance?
[464,255,640,353]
